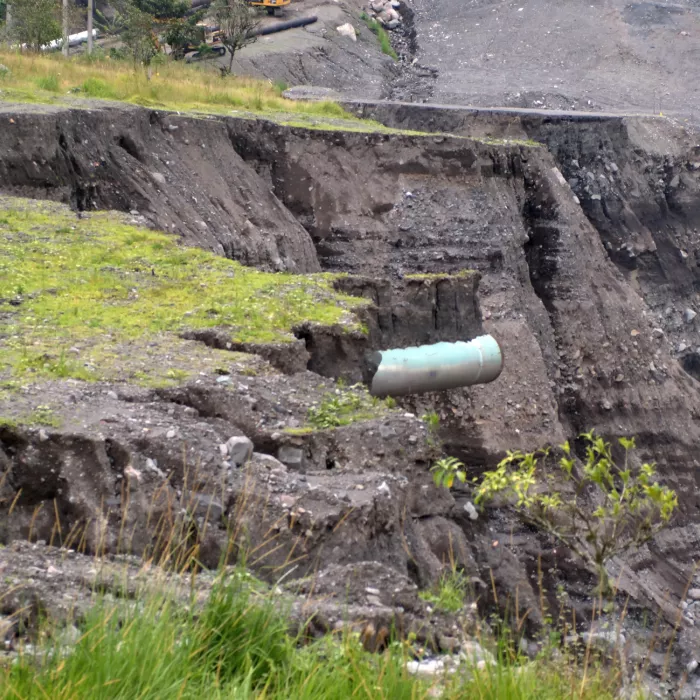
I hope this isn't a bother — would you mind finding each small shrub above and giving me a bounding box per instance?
[272,79,288,94]
[475,431,678,598]
[431,456,466,489]
[81,77,117,98]
[35,74,60,92]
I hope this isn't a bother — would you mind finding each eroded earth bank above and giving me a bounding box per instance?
[2,104,700,694]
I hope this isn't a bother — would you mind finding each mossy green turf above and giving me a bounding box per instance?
[0,197,365,385]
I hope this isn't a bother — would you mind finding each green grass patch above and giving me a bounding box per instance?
[419,567,468,613]
[81,76,118,98]
[0,566,622,699]
[306,384,393,429]
[360,12,399,61]
[34,73,61,92]
[0,49,368,124]
[404,270,478,282]
[0,197,366,384]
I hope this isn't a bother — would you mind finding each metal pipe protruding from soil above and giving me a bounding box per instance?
[365,335,503,397]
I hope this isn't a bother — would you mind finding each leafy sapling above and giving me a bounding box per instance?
[431,456,466,490]
[475,431,678,598]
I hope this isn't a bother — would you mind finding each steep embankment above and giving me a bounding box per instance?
[2,105,700,684]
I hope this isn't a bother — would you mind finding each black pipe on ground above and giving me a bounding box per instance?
[252,16,317,35]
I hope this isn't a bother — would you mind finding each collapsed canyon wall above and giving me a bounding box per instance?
[3,106,700,670]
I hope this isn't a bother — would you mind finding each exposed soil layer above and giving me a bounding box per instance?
[0,106,319,272]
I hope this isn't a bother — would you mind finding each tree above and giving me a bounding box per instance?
[132,0,188,20]
[211,0,258,75]
[8,0,61,51]
[164,14,204,59]
[475,431,678,599]
[122,3,159,73]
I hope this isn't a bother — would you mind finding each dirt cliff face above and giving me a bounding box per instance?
[3,106,700,683]
[227,115,700,627]
[0,106,319,272]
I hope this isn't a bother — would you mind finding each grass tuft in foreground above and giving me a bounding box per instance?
[0,567,621,700]
[0,197,365,384]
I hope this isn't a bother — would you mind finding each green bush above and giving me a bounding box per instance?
[34,73,60,92]
[475,431,678,598]
[81,76,117,98]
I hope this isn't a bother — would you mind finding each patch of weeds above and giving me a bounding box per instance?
[419,566,469,613]
[307,384,388,429]
[421,410,440,431]
[165,368,189,382]
[0,416,18,429]
[359,12,398,60]
[283,426,315,436]
[272,79,289,95]
[34,74,61,92]
[26,404,62,428]
[80,77,117,99]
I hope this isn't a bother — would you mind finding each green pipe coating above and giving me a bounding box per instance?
[368,335,503,397]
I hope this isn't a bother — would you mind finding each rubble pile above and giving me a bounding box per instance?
[367,0,403,30]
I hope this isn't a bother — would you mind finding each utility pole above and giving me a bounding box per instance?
[4,3,11,50]
[87,0,93,54]
[62,0,69,56]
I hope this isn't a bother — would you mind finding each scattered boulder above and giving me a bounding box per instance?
[226,436,254,466]
[336,23,357,42]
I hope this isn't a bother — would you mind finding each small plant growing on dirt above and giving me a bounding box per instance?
[422,410,440,432]
[419,566,469,613]
[307,385,385,429]
[431,456,466,489]
[475,431,678,598]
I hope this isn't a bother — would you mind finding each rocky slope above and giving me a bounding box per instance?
[2,104,700,690]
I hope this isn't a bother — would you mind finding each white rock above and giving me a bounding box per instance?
[336,23,357,41]
[145,458,165,478]
[406,659,446,676]
[464,501,478,521]
[685,308,697,324]
[151,172,166,185]
[377,481,391,497]
[166,429,176,439]
[687,658,699,674]
[226,436,254,466]
[688,588,700,600]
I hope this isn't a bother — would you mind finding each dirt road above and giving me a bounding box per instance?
[407,0,700,115]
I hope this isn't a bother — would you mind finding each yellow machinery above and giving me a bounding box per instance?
[247,0,290,15]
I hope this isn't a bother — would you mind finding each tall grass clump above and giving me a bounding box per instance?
[81,76,117,98]
[360,12,398,60]
[34,73,61,92]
